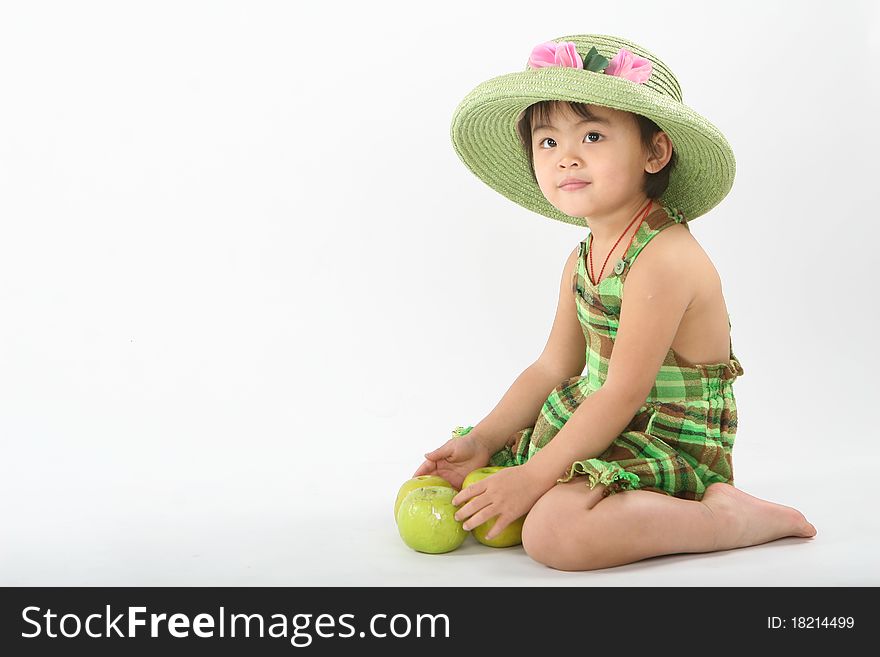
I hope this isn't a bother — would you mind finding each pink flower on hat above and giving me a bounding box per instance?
[604,48,652,83]
[527,40,653,84]
[528,41,583,69]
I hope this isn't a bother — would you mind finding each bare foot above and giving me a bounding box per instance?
[701,483,817,552]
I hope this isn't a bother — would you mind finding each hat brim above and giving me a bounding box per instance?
[450,66,735,226]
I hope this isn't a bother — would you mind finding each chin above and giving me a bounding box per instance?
[561,207,588,219]
[553,200,591,218]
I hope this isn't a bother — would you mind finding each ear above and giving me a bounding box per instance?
[646,131,673,173]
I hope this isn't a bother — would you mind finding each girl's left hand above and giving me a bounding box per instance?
[451,465,551,541]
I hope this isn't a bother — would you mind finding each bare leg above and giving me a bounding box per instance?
[523,480,817,571]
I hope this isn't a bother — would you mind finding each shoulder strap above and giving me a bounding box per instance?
[618,205,688,278]
[626,205,687,261]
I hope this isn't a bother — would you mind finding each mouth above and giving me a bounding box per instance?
[559,181,590,191]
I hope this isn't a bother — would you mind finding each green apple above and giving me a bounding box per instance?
[394,475,453,523]
[396,486,468,554]
[461,466,525,548]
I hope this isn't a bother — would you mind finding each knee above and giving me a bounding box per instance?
[521,484,609,571]
[521,505,576,569]
[521,510,556,566]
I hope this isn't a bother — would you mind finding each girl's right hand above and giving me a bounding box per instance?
[412,434,493,491]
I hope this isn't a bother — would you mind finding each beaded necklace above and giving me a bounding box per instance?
[588,198,653,284]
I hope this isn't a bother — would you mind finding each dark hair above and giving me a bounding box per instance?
[515,100,677,200]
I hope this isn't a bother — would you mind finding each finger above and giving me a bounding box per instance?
[424,442,453,461]
[451,482,484,507]
[486,516,508,540]
[453,493,491,524]
[462,506,500,532]
[412,460,435,477]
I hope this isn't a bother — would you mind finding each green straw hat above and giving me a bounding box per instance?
[450,34,735,227]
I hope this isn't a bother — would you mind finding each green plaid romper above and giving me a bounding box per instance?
[453,204,745,502]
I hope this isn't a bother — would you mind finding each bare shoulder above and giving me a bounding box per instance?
[564,241,580,274]
[628,223,721,296]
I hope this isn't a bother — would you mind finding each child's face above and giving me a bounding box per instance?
[530,103,657,221]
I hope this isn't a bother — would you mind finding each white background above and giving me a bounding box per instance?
[1,0,878,585]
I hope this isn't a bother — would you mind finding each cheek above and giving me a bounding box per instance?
[533,165,555,193]
[535,179,554,200]
[599,159,637,184]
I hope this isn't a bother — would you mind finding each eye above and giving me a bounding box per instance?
[537,132,603,149]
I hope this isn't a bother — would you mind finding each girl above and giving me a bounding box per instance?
[412,34,816,571]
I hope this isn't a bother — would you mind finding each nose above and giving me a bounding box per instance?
[557,158,583,171]
[556,149,584,168]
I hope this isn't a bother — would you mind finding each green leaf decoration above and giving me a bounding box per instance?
[663,206,686,224]
[582,46,610,73]
[451,426,473,438]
